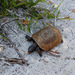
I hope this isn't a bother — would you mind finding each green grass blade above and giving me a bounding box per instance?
[25,17,31,33]
[27,24,31,33]
[56,10,60,18]
[52,0,64,15]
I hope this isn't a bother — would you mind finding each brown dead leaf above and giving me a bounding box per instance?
[2,18,6,22]
[72,9,75,13]
[21,20,30,25]
[64,16,70,19]
[46,22,51,25]
[49,1,52,4]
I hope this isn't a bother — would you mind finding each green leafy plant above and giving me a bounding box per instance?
[0,0,65,33]
[52,0,64,15]
[0,0,16,15]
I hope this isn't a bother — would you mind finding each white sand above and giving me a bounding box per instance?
[0,0,75,75]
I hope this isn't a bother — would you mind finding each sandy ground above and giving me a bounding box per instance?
[0,0,75,75]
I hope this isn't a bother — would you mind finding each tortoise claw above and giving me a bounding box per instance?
[61,40,63,43]
[27,52,32,55]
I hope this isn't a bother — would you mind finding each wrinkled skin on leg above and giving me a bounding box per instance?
[36,47,43,57]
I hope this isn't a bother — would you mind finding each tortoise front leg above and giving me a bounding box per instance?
[25,35,33,41]
[36,47,43,57]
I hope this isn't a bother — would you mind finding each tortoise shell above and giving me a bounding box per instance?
[32,26,62,51]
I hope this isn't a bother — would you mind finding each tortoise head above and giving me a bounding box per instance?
[27,42,37,54]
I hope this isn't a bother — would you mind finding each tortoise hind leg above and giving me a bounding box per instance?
[25,35,33,41]
[36,47,43,57]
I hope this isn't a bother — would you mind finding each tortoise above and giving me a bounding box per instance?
[26,26,63,56]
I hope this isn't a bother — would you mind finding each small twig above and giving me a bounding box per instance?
[0,58,26,65]
[1,19,16,27]
[0,28,25,60]
[8,39,24,59]
[8,38,24,59]
[33,6,50,12]
[36,9,44,19]
[0,9,27,28]
[8,26,17,34]
[47,51,60,54]
[48,52,60,57]
[7,9,22,17]
[46,51,60,57]
[65,57,75,60]
[0,18,25,28]
[0,28,27,65]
